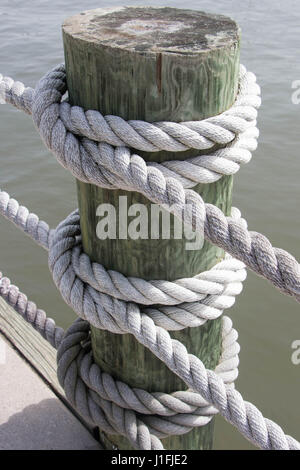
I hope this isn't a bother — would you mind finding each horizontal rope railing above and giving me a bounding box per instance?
[0,270,240,447]
[0,64,299,449]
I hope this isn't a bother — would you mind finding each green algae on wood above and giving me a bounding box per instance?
[62,6,240,450]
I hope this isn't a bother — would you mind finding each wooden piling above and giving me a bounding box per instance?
[62,6,240,450]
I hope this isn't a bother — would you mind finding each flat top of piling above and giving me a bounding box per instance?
[63,6,239,54]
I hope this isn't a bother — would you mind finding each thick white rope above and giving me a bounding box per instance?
[0,65,260,188]
[1,65,299,300]
[48,210,299,450]
[0,271,239,448]
[0,189,246,330]
[0,271,64,348]
[1,182,299,450]
[0,65,299,449]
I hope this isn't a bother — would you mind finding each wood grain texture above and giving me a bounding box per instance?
[0,297,63,397]
[63,6,240,450]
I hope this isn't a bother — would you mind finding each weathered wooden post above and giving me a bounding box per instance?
[62,6,240,450]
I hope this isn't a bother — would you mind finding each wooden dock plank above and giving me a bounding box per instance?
[0,297,63,396]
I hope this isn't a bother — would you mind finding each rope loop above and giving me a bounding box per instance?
[56,316,239,450]
[0,64,299,450]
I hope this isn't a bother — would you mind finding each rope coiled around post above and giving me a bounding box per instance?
[2,64,299,300]
[0,64,300,449]
[0,270,239,449]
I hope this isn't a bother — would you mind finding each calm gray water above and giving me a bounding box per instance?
[0,0,299,449]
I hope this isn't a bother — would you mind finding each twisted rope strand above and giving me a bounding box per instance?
[0,63,299,450]
[2,66,298,300]
[0,271,238,449]
[1,260,299,449]
[0,66,260,188]
[1,64,261,152]
[60,289,298,450]
[49,208,246,332]
[0,272,63,348]
[0,189,246,330]
[1,187,298,449]
[46,215,299,449]
[0,189,51,249]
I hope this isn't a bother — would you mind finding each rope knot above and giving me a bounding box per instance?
[56,316,239,450]
[1,63,299,450]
